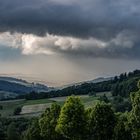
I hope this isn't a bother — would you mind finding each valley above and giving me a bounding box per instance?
[0,92,110,117]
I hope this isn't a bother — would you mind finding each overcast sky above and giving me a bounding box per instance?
[0,0,140,86]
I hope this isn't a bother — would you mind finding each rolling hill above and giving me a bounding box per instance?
[0,76,49,100]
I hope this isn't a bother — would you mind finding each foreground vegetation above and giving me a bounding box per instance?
[0,80,140,140]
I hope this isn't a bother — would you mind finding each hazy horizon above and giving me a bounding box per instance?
[0,66,139,87]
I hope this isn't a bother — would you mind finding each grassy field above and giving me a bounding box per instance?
[0,92,111,117]
[0,99,53,117]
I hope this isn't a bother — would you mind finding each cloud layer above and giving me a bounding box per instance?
[0,0,140,37]
[0,31,139,59]
[0,0,140,59]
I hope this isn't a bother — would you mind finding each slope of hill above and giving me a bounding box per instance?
[0,76,49,100]
[56,70,140,98]
[86,77,113,83]
[58,77,113,90]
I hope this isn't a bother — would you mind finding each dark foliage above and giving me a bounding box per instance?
[13,107,22,115]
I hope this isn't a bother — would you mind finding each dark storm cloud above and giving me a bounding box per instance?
[0,0,92,37]
[0,0,140,58]
[61,43,140,59]
[0,0,140,38]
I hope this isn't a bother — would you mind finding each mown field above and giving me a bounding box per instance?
[0,92,111,117]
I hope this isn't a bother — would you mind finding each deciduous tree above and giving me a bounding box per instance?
[88,102,116,140]
[56,96,87,140]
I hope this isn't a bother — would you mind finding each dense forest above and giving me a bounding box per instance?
[0,80,140,140]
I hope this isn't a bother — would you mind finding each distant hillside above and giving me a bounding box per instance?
[1,70,140,100]
[58,77,113,90]
[0,76,49,100]
[23,69,140,100]
[85,77,113,84]
[55,70,140,98]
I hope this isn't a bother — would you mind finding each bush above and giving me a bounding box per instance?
[0,105,3,110]
[13,107,22,115]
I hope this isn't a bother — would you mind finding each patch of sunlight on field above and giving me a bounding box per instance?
[20,103,52,114]
[0,99,53,117]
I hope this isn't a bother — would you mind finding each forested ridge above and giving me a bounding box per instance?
[19,70,140,100]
